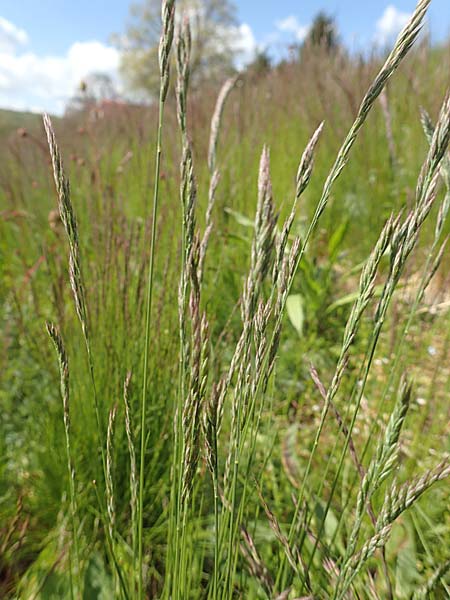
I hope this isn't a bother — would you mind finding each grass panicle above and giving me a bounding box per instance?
[46,322,80,597]
[208,76,238,174]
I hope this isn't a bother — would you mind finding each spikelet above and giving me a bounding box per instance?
[182,240,210,504]
[208,76,237,173]
[176,15,191,137]
[43,115,89,341]
[159,0,175,101]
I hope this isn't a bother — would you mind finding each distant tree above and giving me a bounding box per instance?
[66,73,119,115]
[114,0,239,98]
[305,12,339,53]
[245,49,271,78]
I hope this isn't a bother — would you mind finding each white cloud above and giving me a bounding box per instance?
[0,16,120,115]
[0,15,258,113]
[374,5,411,46]
[276,15,309,43]
[211,21,259,70]
[0,16,28,53]
[231,23,259,68]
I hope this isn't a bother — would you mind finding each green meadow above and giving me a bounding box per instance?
[1,1,449,597]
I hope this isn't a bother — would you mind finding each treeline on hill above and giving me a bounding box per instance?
[1,4,450,599]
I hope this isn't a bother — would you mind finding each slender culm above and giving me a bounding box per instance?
[138,1,175,597]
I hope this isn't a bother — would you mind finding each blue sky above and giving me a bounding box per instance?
[0,0,448,114]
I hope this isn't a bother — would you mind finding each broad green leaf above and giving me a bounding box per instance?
[286,294,305,336]
[328,219,349,263]
[392,520,419,598]
[224,207,255,228]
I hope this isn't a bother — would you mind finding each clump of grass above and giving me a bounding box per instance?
[3,0,449,597]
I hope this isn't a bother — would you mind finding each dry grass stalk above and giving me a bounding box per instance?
[208,76,237,174]
[106,404,117,541]
[0,496,24,557]
[198,169,220,285]
[379,88,397,168]
[199,77,238,286]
